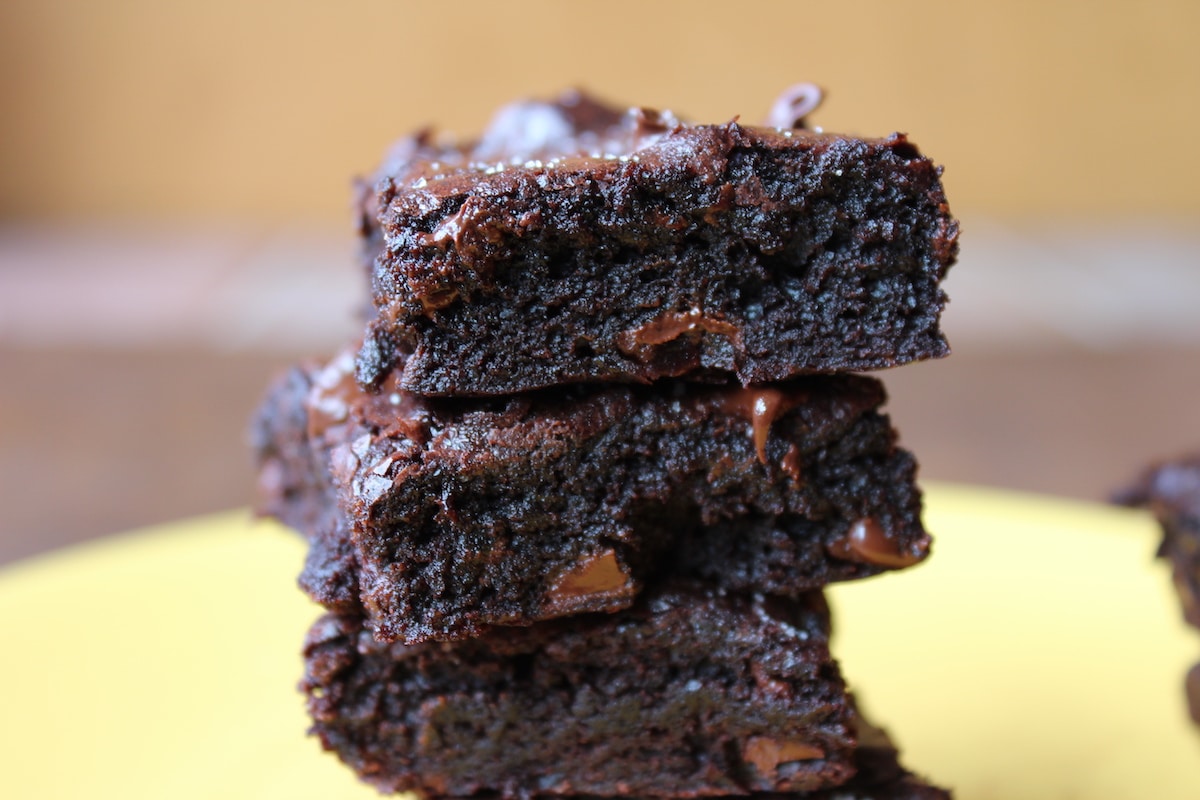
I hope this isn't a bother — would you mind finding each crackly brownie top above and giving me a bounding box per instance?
[369,86,940,249]
[372,85,830,199]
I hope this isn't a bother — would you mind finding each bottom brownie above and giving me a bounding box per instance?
[303,582,858,797]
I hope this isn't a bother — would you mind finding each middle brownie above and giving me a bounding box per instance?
[254,349,931,644]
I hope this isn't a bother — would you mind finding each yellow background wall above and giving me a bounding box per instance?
[2,0,1197,222]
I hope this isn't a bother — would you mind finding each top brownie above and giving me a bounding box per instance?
[356,88,958,396]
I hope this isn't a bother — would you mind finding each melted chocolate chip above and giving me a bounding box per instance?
[417,209,465,249]
[544,550,634,613]
[743,736,825,775]
[618,308,740,352]
[720,386,802,465]
[829,517,928,568]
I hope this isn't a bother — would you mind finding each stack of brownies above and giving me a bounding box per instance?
[253,87,958,798]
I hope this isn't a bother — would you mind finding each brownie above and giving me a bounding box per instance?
[355,88,958,396]
[303,583,859,797]
[254,348,931,644]
[1117,454,1200,728]
[1116,454,1200,629]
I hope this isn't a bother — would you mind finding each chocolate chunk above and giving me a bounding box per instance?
[617,308,742,358]
[829,517,929,569]
[743,736,826,775]
[720,386,801,465]
[543,549,636,614]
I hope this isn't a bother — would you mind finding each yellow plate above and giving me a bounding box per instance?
[0,484,1196,798]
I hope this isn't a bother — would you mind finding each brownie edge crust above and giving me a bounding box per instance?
[357,89,958,397]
